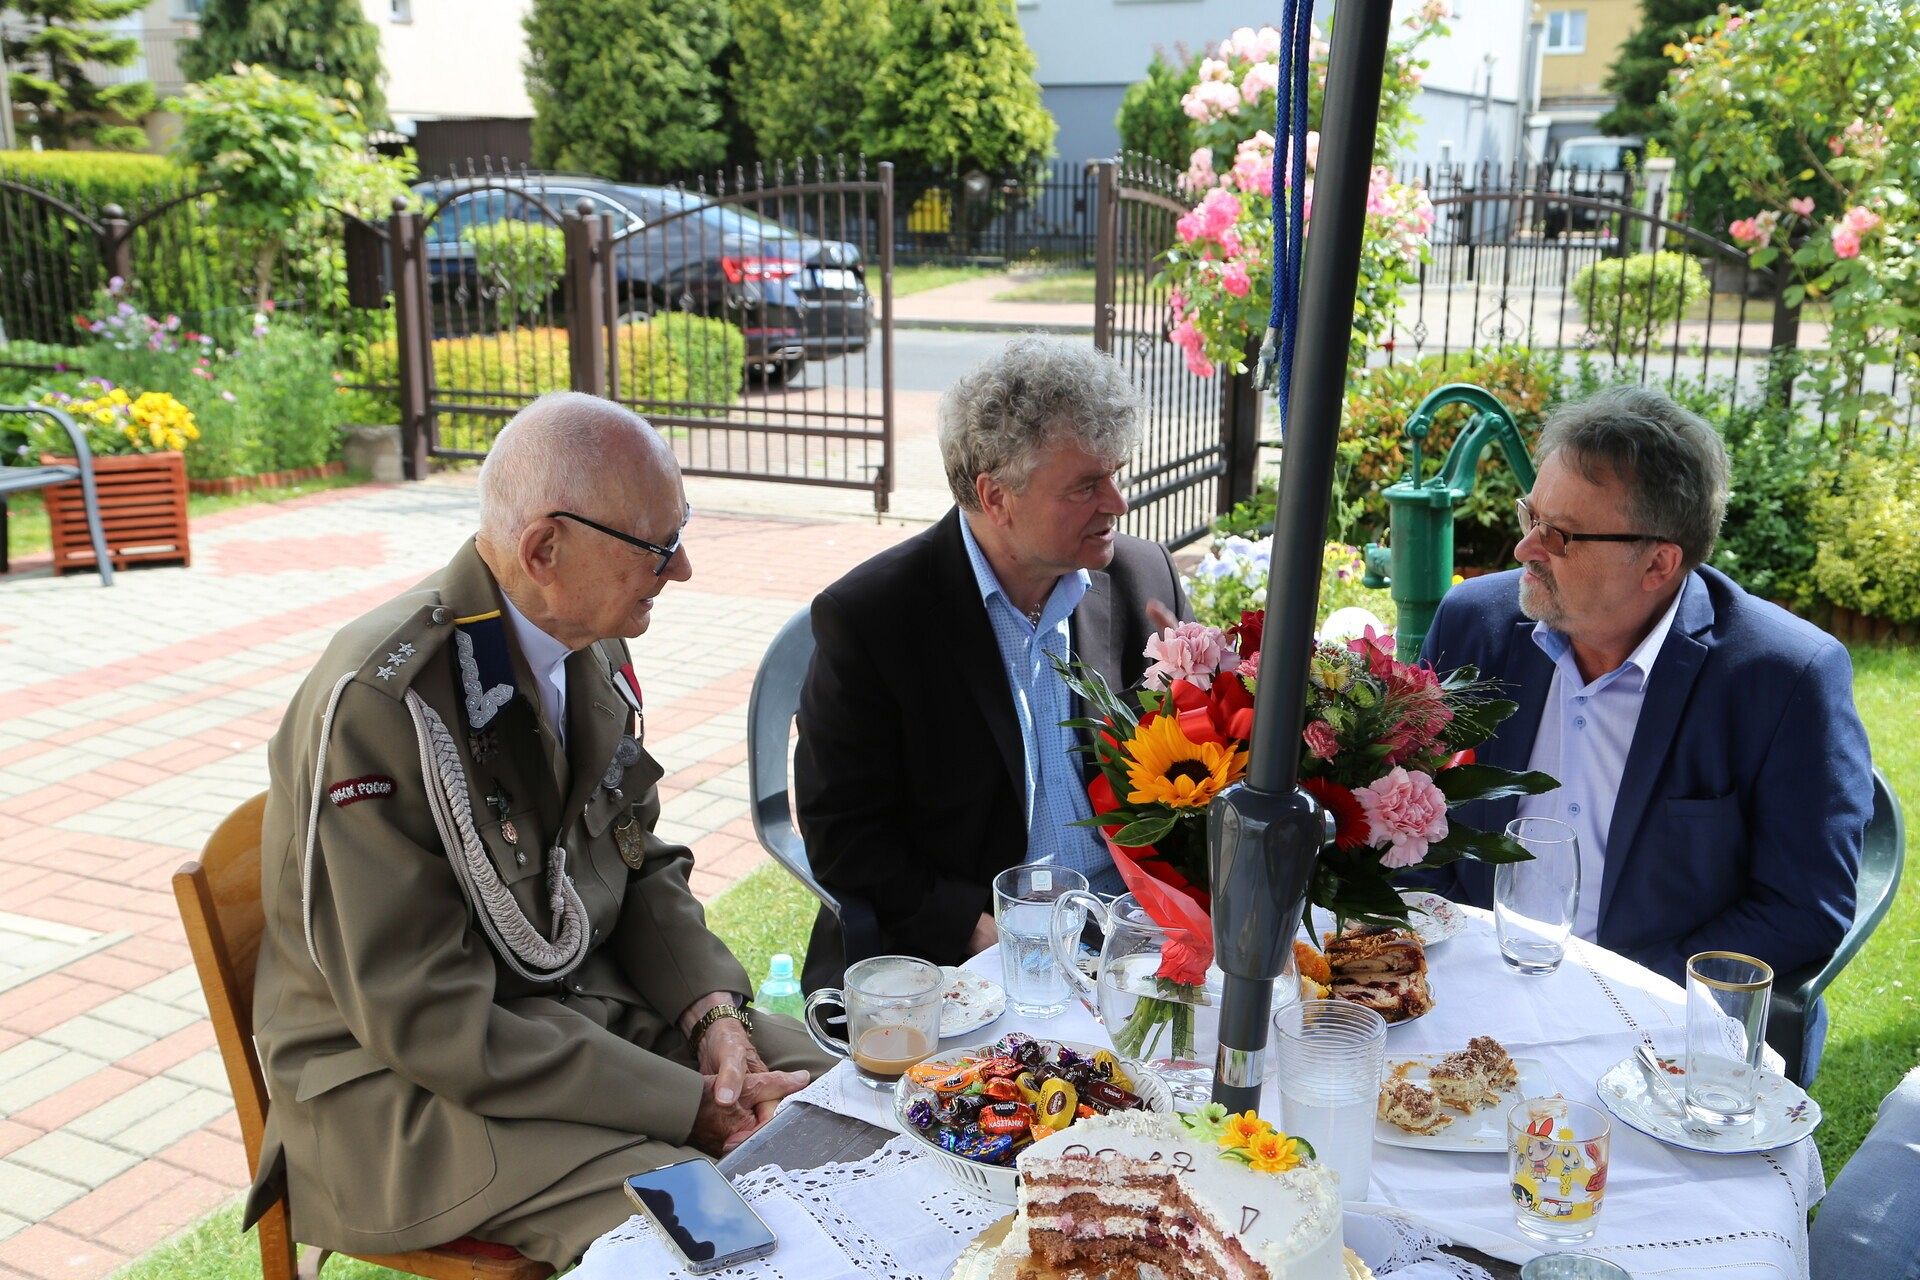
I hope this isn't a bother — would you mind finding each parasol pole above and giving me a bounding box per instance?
[1208,0,1397,1114]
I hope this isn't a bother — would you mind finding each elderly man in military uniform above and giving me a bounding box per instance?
[244,392,829,1269]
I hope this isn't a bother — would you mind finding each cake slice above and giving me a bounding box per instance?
[1013,1109,1346,1280]
[1425,1054,1491,1112]
[1377,1079,1452,1135]
[1463,1035,1518,1091]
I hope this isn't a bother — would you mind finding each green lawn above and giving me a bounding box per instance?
[890,264,994,297]
[992,269,1097,305]
[1810,643,1920,1173]
[3,473,365,564]
[109,645,1920,1275]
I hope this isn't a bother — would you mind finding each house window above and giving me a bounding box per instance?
[173,0,204,14]
[1544,9,1586,53]
[390,0,414,21]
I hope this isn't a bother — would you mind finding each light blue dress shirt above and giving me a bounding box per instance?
[1514,586,1685,939]
[957,515,1122,896]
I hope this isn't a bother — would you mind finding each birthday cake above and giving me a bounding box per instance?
[1005,1108,1356,1280]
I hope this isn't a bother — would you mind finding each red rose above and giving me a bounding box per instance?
[1230,609,1265,659]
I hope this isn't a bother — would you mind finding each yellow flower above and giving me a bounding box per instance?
[93,408,115,426]
[1247,1130,1305,1174]
[1123,714,1248,809]
[1218,1110,1273,1152]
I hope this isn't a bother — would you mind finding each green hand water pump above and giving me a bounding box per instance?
[1362,384,1536,659]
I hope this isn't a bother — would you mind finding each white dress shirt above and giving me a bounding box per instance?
[1514,586,1685,940]
[499,592,574,750]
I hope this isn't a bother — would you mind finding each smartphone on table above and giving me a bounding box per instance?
[624,1157,777,1274]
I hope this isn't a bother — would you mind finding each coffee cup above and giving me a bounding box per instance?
[803,955,943,1089]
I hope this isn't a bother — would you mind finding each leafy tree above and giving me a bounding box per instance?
[1116,48,1201,170]
[860,0,1054,176]
[731,0,887,163]
[524,0,731,177]
[170,66,414,306]
[181,0,388,128]
[1597,0,1718,140]
[3,0,156,150]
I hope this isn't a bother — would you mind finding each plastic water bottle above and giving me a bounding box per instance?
[756,953,804,1020]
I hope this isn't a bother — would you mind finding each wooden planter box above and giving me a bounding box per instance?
[187,459,347,496]
[41,451,191,574]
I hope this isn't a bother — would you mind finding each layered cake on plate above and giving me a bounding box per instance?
[999,1108,1368,1280]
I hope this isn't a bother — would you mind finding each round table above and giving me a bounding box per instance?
[936,907,1820,1278]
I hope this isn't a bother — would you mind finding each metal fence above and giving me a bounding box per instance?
[1382,163,1794,409]
[1093,156,1259,550]
[379,158,895,507]
[893,160,1096,266]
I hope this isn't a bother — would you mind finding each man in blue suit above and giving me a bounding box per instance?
[1416,384,1872,1077]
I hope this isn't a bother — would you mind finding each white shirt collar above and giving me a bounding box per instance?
[498,590,574,742]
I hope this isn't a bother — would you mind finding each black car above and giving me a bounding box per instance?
[413,174,871,380]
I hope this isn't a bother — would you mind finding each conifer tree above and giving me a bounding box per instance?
[181,0,388,127]
[731,0,887,164]
[1598,0,1719,139]
[3,0,156,150]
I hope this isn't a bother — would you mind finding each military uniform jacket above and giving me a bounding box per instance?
[245,538,750,1255]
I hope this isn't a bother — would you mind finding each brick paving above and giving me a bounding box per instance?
[0,474,918,1278]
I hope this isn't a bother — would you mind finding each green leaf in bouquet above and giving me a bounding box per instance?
[1434,765,1560,805]
[1110,812,1180,848]
[1440,698,1517,750]
[1423,825,1535,866]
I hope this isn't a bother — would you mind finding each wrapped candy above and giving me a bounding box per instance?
[1084,1080,1144,1112]
[1037,1078,1079,1130]
[905,1098,936,1130]
[978,1101,1036,1135]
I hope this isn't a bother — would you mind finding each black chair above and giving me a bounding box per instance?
[746,606,881,967]
[0,404,115,585]
[1767,766,1904,1086]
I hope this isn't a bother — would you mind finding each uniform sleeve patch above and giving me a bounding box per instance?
[328,774,396,807]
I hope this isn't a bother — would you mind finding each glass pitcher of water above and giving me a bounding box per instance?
[1050,890,1298,1102]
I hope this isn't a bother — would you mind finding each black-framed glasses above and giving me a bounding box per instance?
[1515,498,1663,558]
[549,508,689,574]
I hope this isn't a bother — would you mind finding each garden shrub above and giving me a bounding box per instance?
[1706,401,1825,610]
[1337,348,1560,567]
[1809,448,1920,625]
[1571,251,1710,354]
[364,314,745,448]
[1187,537,1398,634]
[462,221,566,326]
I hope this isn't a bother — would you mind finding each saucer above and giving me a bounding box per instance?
[1594,1053,1821,1154]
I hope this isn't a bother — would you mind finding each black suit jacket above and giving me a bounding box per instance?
[794,508,1189,992]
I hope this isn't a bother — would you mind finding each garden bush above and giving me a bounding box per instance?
[1338,348,1560,567]
[1571,251,1710,354]
[462,221,566,326]
[1809,448,1920,625]
[1187,537,1398,634]
[363,314,746,448]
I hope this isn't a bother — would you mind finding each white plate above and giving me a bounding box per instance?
[894,1038,1174,1204]
[1311,891,1463,949]
[1374,1052,1554,1152]
[940,966,1006,1038]
[1595,1052,1822,1155]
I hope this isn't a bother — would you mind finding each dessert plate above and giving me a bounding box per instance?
[940,966,1006,1038]
[1595,1053,1822,1155]
[1310,892,1463,950]
[1374,1052,1554,1152]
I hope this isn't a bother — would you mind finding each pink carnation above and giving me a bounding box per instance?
[1832,225,1862,259]
[1844,205,1882,234]
[1302,720,1340,760]
[1355,767,1449,868]
[1142,622,1240,691]
[1788,197,1815,217]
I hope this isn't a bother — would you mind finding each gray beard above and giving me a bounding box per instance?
[1518,573,1563,627]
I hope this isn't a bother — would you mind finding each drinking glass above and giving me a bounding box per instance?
[1269,1000,1388,1201]
[994,864,1087,1018]
[1507,1097,1610,1244]
[802,955,943,1090]
[1684,951,1774,1128]
[1497,817,1581,975]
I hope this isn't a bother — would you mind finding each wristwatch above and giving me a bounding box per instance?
[688,1001,754,1049]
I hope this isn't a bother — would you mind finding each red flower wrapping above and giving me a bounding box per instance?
[1103,836,1214,984]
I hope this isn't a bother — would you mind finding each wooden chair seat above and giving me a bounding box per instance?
[172,792,552,1280]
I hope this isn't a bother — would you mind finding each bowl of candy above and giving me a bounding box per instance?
[893,1033,1173,1204]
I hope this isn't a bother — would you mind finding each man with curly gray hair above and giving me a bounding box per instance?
[793,337,1190,991]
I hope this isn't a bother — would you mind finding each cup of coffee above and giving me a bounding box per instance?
[802,955,943,1090]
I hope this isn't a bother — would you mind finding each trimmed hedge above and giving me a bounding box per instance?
[362,314,747,450]
[0,150,184,201]
[1810,448,1920,626]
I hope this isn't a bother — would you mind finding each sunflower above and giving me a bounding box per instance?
[1123,713,1249,809]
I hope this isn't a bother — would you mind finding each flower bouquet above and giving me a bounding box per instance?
[1057,613,1555,1063]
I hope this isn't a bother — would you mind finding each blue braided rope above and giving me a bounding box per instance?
[1266,0,1315,428]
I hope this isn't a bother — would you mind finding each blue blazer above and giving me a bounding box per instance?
[1415,567,1872,999]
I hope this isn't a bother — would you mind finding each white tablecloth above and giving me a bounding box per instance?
[576,906,1822,1279]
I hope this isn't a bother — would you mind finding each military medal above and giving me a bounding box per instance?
[486,784,518,845]
[614,816,646,868]
[468,727,498,763]
[613,663,645,740]
[602,734,642,791]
